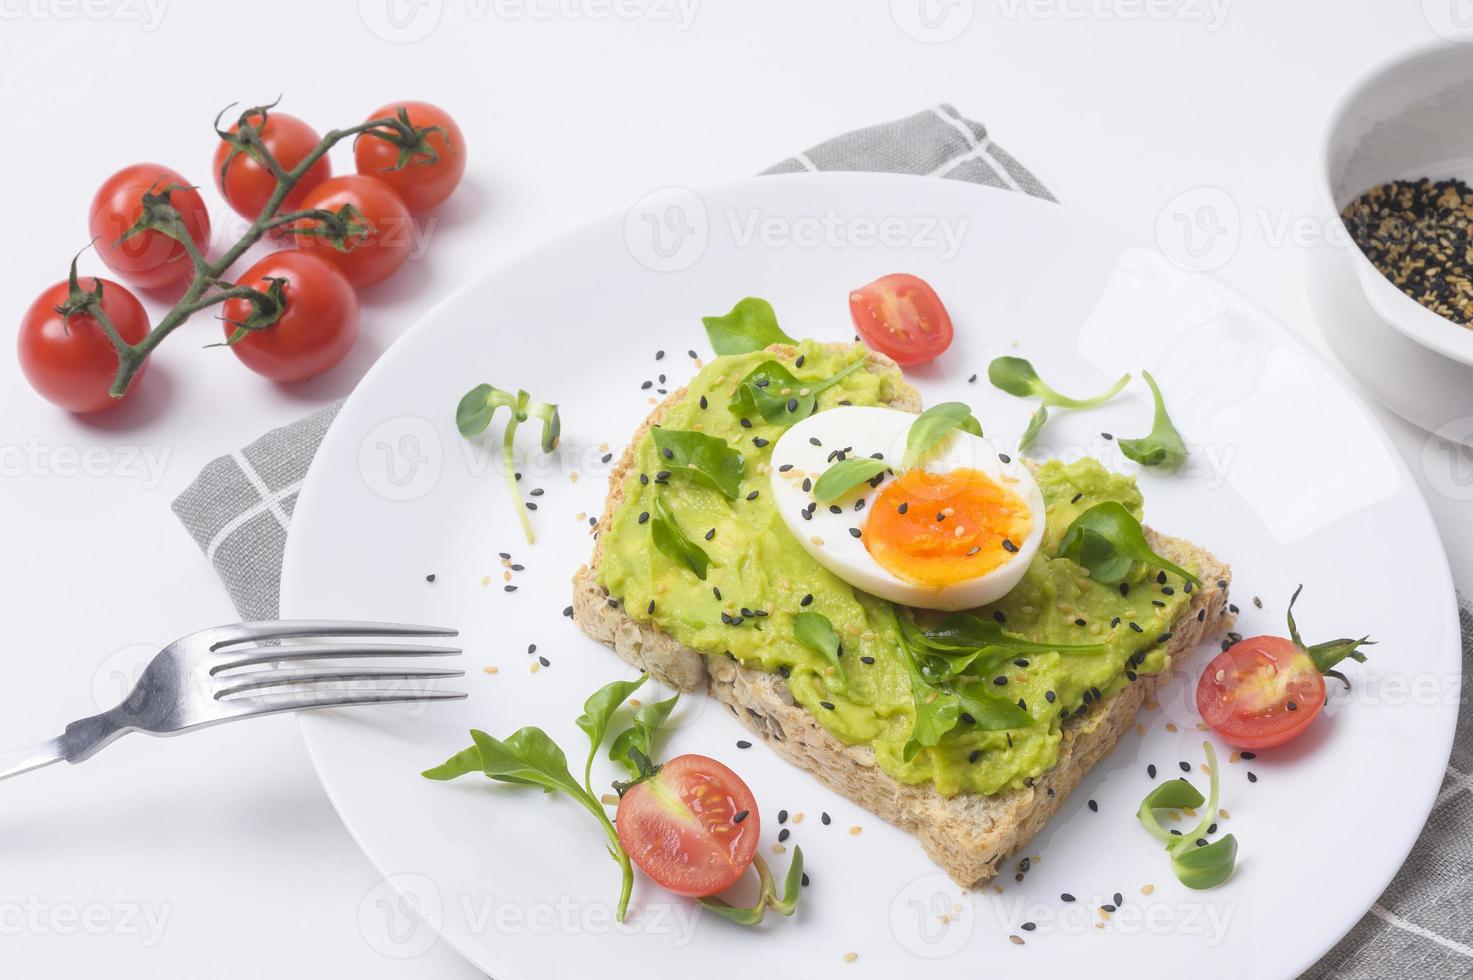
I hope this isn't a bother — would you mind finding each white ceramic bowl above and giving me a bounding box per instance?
[1307,38,1473,442]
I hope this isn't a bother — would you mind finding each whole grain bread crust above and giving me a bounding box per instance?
[573,343,1233,887]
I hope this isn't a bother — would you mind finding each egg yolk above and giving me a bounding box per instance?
[864,468,1033,587]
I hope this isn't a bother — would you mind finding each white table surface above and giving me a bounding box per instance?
[1,2,1467,976]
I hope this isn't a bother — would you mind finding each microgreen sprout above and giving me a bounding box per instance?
[988,356,1129,448]
[456,384,561,544]
[1118,371,1189,470]
[1137,742,1238,889]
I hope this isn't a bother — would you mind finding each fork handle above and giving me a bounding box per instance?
[0,737,65,782]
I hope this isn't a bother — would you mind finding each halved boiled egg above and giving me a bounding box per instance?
[768,405,1045,610]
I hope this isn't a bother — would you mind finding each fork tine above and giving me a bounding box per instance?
[212,642,462,673]
[227,688,469,718]
[214,666,466,700]
[199,621,458,650]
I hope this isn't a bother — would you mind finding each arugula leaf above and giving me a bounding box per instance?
[467,728,585,795]
[1058,501,1201,587]
[812,456,889,503]
[651,427,745,500]
[988,356,1130,409]
[728,358,865,425]
[575,676,647,795]
[900,611,1104,684]
[420,744,484,781]
[609,693,680,780]
[1136,742,1238,889]
[702,297,795,355]
[455,384,561,544]
[649,493,711,579]
[794,610,845,684]
[953,681,1034,731]
[698,849,804,926]
[903,402,981,468]
[1119,371,1189,470]
[1019,404,1048,451]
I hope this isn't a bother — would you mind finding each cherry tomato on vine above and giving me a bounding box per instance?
[849,273,954,366]
[222,251,358,383]
[19,276,150,413]
[213,111,332,222]
[615,754,760,898]
[286,175,413,287]
[88,164,211,291]
[353,101,466,214]
[1196,587,1372,750]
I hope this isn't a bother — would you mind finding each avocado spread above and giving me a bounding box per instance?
[598,341,1194,797]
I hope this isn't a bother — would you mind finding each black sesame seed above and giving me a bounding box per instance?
[1179,761,1191,773]
[1287,700,1298,711]
[1157,571,1168,585]
[809,437,822,447]
[639,473,649,485]
[562,605,574,617]
[1002,538,1018,553]
[1101,903,1117,913]
[499,552,511,560]
[1061,893,1076,903]
[820,701,835,710]
[425,573,436,582]
[969,749,983,763]
[786,398,799,412]
[638,511,650,524]
[1102,432,1114,441]
[655,350,665,360]
[848,527,862,538]
[528,643,537,654]
[733,809,750,823]
[699,395,708,409]
[821,812,831,825]
[795,354,806,367]
[778,828,790,842]
[713,586,722,600]
[829,505,842,515]
[1129,622,1144,633]
[860,655,876,665]
[778,665,790,678]
[1114,892,1123,907]
[736,740,751,749]
[505,585,518,593]
[747,490,760,501]
[801,593,814,606]
[1088,799,1098,812]
[1119,582,1130,596]
[740,418,752,429]
[1022,921,1036,931]
[538,656,550,667]
[1045,691,1056,703]
[1240,751,1256,760]
[647,600,655,614]
[525,502,537,511]
[1247,771,1258,783]
[778,809,788,824]
[993,676,1008,686]
[601,453,613,463]
[753,437,769,448]
[898,502,909,514]
[1070,492,1083,504]
[641,380,653,390]
[999,453,1012,464]
[801,478,812,492]
[1148,764,1158,778]
[1074,618,1087,627]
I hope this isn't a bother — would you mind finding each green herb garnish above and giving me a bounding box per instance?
[649,493,711,580]
[1137,741,1238,889]
[702,297,796,355]
[989,356,1128,448]
[1019,404,1049,451]
[811,456,889,503]
[699,847,804,925]
[901,610,1104,684]
[729,358,865,425]
[651,427,745,500]
[423,677,647,920]
[1118,371,1188,470]
[608,692,680,780]
[1058,501,1201,587]
[794,610,845,685]
[893,607,1034,761]
[902,401,982,468]
[456,384,561,544]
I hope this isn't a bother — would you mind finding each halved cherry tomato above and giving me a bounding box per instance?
[222,251,358,383]
[88,164,211,291]
[286,175,413,287]
[19,276,150,413]
[1196,587,1371,750]
[354,101,465,213]
[1196,636,1325,749]
[213,111,332,222]
[849,273,954,366]
[615,753,760,898]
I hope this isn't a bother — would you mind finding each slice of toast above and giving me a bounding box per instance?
[573,345,1233,887]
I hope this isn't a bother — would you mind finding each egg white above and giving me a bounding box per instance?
[767,406,1045,611]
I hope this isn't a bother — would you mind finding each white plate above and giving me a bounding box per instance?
[281,174,1460,980]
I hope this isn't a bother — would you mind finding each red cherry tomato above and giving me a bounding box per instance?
[213,111,332,222]
[615,754,760,898]
[353,101,465,213]
[1196,636,1325,749]
[287,175,413,287]
[222,251,358,383]
[18,277,150,413]
[88,164,211,291]
[848,273,955,366]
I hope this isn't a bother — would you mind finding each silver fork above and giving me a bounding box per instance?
[0,620,465,782]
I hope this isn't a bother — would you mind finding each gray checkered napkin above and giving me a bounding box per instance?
[170,104,1473,979]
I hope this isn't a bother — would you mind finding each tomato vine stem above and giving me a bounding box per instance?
[92,105,420,398]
